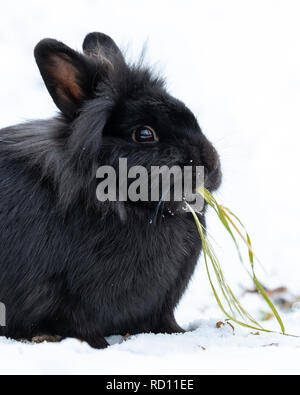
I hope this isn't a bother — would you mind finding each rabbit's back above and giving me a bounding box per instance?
[0,146,70,337]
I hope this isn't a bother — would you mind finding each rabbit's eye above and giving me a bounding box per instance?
[133,127,158,143]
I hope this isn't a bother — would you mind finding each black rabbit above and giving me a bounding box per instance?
[0,33,221,349]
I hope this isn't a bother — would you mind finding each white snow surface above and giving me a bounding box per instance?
[0,0,300,375]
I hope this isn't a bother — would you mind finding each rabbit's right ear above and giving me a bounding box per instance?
[83,32,125,64]
[34,39,98,119]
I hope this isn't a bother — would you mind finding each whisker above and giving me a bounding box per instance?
[152,189,169,225]
[152,196,164,225]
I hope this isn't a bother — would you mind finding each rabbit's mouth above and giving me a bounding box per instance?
[124,179,203,217]
[118,168,220,221]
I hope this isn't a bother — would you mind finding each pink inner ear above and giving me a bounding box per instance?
[47,54,84,102]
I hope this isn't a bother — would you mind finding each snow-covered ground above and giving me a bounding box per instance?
[0,0,300,375]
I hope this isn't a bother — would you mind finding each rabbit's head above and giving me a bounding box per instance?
[34,33,221,213]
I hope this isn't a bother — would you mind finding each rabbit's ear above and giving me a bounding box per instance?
[34,39,97,119]
[83,32,124,63]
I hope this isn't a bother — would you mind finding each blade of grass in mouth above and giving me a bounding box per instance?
[186,187,297,337]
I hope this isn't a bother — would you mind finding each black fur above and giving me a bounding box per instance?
[0,33,222,349]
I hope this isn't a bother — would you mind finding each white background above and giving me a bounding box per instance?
[0,0,300,375]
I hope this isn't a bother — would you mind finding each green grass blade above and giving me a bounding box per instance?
[186,191,293,337]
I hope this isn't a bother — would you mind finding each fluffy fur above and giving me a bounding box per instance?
[0,33,221,348]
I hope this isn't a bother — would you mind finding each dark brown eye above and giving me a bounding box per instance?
[132,126,158,143]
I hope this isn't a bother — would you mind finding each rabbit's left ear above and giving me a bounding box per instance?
[34,39,97,119]
[83,32,125,63]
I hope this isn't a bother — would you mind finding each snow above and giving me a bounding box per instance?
[1,0,300,375]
